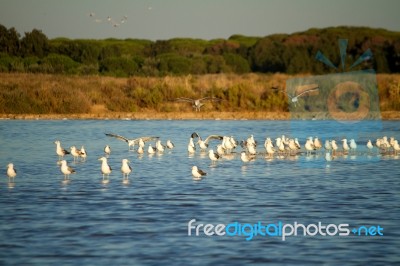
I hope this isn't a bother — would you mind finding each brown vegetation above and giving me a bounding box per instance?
[0,73,399,120]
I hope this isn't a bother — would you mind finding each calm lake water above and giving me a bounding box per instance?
[0,119,399,265]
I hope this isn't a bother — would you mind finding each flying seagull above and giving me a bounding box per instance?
[271,86,319,106]
[105,133,159,151]
[175,97,221,111]
[191,132,223,150]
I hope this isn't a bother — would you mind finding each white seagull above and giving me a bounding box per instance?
[271,86,319,106]
[54,140,70,160]
[80,146,87,162]
[104,145,111,157]
[98,157,112,181]
[121,159,132,180]
[175,97,221,112]
[70,146,83,162]
[60,160,75,179]
[105,133,159,151]
[208,149,220,163]
[7,163,17,181]
[166,140,175,149]
[240,151,255,163]
[191,132,223,151]
[191,166,207,180]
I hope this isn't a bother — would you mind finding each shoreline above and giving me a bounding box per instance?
[1,111,400,120]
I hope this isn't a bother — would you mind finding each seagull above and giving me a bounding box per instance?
[314,137,322,151]
[54,140,70,160]
[121,159,132,180]
[6,163,17,181]
[393,140,400,155]
[271,86,319,106]
[208,149,220,163]
[166,140,175,149]
[80,146,87,162]
[305,137,315,156]
[188,135,196,153]
[331,140,338,156]
[105,133,159,151]
[70,146,83,162]
[104,145,111,157]
[191,132,224,150]
[175,97,221,111]
[98,157,112,181]
[342,139,350,154]
[147,144,156,154]
[137,145,144,155]
[155,140,165,153]
[191,166,206,180]
[349,139,357,154]
[240,151,255,163]
[60,160,75,179]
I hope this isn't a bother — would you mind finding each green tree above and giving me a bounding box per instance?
[20,29,49,58]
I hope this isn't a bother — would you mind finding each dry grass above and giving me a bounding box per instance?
[0,72,399,120]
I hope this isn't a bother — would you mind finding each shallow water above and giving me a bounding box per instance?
[0,119,399,265]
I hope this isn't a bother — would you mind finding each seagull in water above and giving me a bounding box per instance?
[175,97,221,111]
[7,163,17,182]
[191,132,223,151]
[105,133,159,151]
[166,140,175,149]
[60,160,75,180]
[98,157,112,182]
[54,140,70,160]
[208,149,220,164]
[104,145,111,157]
[121,159,132,182]
[191,166,207,180]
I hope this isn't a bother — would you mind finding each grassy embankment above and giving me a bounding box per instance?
[0,73,399,120]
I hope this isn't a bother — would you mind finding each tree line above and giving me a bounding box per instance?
[0,24,399,76]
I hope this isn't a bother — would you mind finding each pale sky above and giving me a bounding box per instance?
[0,0,399,40]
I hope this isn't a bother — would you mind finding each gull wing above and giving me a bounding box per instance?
[204,135,224,144]
[136,136,160,143]
[296,87,319,98]
[198,168,207,176]
[105,133,129,143]
[198,97,221,102]
[175,97,194,103]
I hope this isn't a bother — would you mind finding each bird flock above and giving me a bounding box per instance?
[4,131,400,185]
[88,12,128,28]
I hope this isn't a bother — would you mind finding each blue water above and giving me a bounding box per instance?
[0,119,399,265]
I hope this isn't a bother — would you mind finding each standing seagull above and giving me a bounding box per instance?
[80,146,87,162]
[60,160,75,180]
[175,97,221,111]
[121,159,132,181]
[191,166,207,180]
[98,157,112,181]
[105,133,159,151]
[54,140,70,160]
[6,163,17,182]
